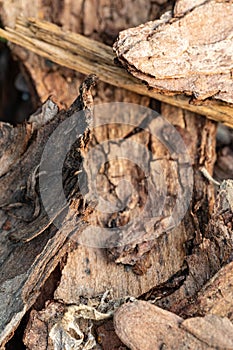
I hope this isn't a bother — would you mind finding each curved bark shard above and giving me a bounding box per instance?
[114,0,233,104]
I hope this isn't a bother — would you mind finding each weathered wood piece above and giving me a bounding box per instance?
[151,179,233,314]
[114,0,233,105]
[0,1,232,348]
[183,261,233,322]
[106,104,216,267]
[0,17,233,127]
[114,300,233,350]
[54,239,187,302]
[53,105,217,311]
[180,181,233,320]
[0,75,96,347]
[0,0,166,112]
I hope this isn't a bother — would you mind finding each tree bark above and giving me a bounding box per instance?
[0,75,97,347]
[0,16,232,127]
[0,1,232,349]
[114,0,233,105]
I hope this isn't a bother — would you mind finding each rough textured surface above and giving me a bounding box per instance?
[0,0,172,109]
[114,0,233,104]
[0,1,232,349]
[153,179,233,314]
[54,105,217,308]
[0,76,96,347]
[1,18,233,127]
[54,229,187,301]
[183,261,233,322]
[106,104,216,266]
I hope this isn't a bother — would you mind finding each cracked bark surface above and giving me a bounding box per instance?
[1,82,231,349]
[0,0,174,109]
[114,0,233,104]
[0,75,97,347]
[0,0,233,349]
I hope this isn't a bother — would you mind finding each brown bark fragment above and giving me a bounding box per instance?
[1,17,233,126]
[114,0,233,104]
[0,1,232,349]
[114,300,233,350]
[95,320,126,350]
[0,76,96,347]
[155,179,233,314]
[54,231,187,302]
[215,146,233,181]
[180,181,233,319]
[106,104,216,266]
[184,261,233,321]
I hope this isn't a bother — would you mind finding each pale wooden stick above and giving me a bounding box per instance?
[0,17,232,128]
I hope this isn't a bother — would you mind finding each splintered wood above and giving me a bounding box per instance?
[0,76,96,347]
[0,17,233,126]
[0,0,233,348]
[114,0,233,104]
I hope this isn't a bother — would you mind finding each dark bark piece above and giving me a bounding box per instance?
[179,181,233,319]
[154,179,233,314]
[0,123,32,177]
[0,75,96,347]
[205,179,233,261]
[96,320,127,350]
[114,300,233,350]
[215,146,233,181]
[114,0,233,104]
[183,261,233,321]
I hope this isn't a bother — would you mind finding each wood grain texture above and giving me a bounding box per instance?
[184,261,233,322]
[54,104,217,311]
[0,1,232,348]
[54,228,188,302]
[0,17,232,127]
[153,180,233,314]
[0,76,96,347]
[114,0,233,122]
